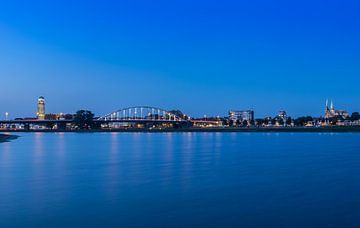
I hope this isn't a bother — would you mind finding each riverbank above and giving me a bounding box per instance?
[1,126,360,133]
[0,134,19,143]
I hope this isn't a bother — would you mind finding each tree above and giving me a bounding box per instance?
[270,118,276,125]
[228,119,234,127]
[351,112,360,121]
[64,114,74,120]
[249,120,255,126]
[329,117,338,126]
[255,119,264,126]
[264,117,272,125]
[278,119,284,126]
[242,120,248,126]
[223,118,230,126]
[73,110,95,129]
[294,116,313,126]
[286,117,292,126]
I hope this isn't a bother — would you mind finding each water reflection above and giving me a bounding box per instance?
[56,132,65,160]
[1,133,360,227]
[180,133,194,191]
[0,142,12,196]
[106,132,120,198]
[160,133,175,188]
[0,140,12,167]
[54,132,67,202]
[33,132,44,164]
[31,133,46,215]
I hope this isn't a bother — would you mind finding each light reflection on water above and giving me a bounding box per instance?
[1,133,360,227]
[106,132,120,199]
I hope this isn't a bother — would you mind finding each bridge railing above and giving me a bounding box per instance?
[98,106,184,121]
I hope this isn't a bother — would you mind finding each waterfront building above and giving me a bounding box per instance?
[325,100,349,119]
[305,121,314,127]
[229,110,254,125]
[37,96,46,120]
[278,111,287,121]
[45,113,74,121]
[276,111,288,127]
[352,120,360,126]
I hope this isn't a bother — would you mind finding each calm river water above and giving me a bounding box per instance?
[0,133,360,227]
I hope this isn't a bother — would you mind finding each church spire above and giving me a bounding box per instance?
[326,99,329,110]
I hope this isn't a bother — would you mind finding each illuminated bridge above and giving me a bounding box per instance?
[0,106,190,130]
[97,106,187,122]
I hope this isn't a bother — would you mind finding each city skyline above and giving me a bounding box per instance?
[2,2,360,227]
[1,96,356,120]
[1,1,360,117]
[1,95,359,132]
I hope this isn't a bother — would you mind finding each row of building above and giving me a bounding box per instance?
[36,96,73,121]
[20,97,360,127]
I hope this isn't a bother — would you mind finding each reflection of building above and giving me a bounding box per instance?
[37,96,46,120]
[229,110,254,123]
[325,100,349,119]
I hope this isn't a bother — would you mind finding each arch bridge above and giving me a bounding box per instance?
[97,106,187,122]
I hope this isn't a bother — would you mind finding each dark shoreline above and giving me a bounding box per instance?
[0,134,19,143]
[1,126,360,133]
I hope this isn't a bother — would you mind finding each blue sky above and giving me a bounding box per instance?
[0,0,359,118]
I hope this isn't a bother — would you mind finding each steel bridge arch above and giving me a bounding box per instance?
[98,106,184,121]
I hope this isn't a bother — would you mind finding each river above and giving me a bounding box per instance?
[1,133,360,227]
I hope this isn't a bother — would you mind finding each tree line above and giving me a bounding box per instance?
[70,110,360,129]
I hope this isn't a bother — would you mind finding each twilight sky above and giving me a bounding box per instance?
[0,0,359,118]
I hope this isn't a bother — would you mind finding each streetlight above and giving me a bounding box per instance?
[5,112,9,121]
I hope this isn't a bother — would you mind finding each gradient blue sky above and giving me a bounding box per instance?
[1,0,359,118]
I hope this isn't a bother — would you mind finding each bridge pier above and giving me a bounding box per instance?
[24,123,30,131]
[57,123,66,131]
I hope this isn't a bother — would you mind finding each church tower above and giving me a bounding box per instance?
[325,99,329,111]
[330,100,335,116]
[325,99,330,118]
[37,96,46,120]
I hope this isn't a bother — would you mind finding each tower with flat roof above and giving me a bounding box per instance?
[37,96,46,120]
